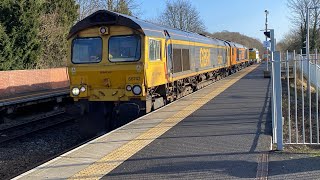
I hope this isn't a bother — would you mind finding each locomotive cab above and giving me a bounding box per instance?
[67,11,150,132]
[68,27,146,102]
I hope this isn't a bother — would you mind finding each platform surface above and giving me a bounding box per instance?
[14,64,273,180]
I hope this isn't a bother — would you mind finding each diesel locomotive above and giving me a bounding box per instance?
[249,48,260,63]
[67,10,254,131]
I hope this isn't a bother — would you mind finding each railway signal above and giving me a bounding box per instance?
[264,31,270,38]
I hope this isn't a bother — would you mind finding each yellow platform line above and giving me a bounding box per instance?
[69,65,258,180]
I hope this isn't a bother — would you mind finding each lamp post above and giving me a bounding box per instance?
[265,10,269,71]
[306,6,320,97]
[307,7,310,69]
[306,6,319,67]
[306,6,319,143]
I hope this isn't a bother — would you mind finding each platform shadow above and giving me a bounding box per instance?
[268,155,320,177]
[104,159,258,179]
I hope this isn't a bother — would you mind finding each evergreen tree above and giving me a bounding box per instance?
[0,23,13,70]
[42,0,78,27]
[0,0,42,70]
[0,0,78,70]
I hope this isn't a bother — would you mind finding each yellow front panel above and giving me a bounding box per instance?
[249,51,256,60]
[68,26,146,101]
[88,88,146,101]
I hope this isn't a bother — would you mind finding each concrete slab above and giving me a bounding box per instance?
[13,64,270,180]
[102,64,272,180]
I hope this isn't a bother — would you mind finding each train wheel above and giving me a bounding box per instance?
[113,103,141,128]
[79,101,110,137]
[79,114,97,138]
[0,110,5,124]
[224,71,228,77]
[104,102,115,131]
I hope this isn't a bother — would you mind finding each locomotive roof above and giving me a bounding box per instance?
[68,10,228,47]
[224,40,247,49]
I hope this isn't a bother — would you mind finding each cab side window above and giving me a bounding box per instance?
[149,39,161,61]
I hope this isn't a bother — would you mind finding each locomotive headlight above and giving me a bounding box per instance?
[126,85,132,91]
[71,87,80,96]
[132,85,142,95]
[80,86,86,92]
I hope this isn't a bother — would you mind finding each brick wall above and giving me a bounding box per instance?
[0,68,69,98]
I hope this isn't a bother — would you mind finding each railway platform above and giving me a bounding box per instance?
[0,88,69,108]
[13,64,273,179]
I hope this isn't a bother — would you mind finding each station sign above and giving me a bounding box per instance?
[263,41,271,48]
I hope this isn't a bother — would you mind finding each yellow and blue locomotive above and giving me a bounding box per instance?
[67,10,251,131]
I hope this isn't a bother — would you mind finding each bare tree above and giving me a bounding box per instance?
[277,29,302,52]
[37,12,66,68]
[111,0,140,15]
[287,0,320,51]
[76,0,139,20]
[76,0,103,20]
[158,0,206,33]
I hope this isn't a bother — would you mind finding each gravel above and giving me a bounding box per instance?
[0,120,90,180]
[0,102,134,180]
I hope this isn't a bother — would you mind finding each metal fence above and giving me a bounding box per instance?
[272,50,320,150]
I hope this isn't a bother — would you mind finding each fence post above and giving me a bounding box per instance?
[271,52,277,143]
[274,51,283,150]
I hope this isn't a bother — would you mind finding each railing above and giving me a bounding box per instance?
[273,50,320,150]
[296,55,320,89]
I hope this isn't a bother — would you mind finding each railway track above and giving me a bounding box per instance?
[0,110,75,144]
